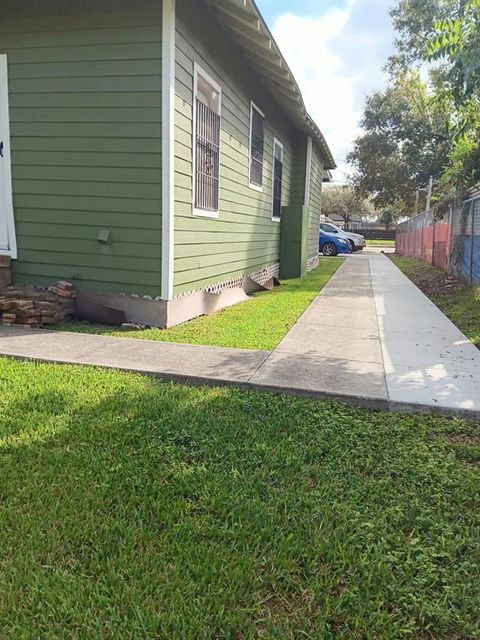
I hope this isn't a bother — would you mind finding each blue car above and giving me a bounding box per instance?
[319,229,352,256]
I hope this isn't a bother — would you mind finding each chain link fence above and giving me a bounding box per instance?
[395,192,480,284]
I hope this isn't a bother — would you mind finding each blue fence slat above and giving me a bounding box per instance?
[461,237,473,281]
[472,236,480,283]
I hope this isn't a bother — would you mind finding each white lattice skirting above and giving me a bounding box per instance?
[203,263,280,295]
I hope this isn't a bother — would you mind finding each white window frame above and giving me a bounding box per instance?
[0,54,17,259]
[271,137,283,222]
[304,136,312,207]
[248,100,265,192]
[192,62,222,219]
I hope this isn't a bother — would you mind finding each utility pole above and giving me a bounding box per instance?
[414,189,420,215]
[425,176,433,212]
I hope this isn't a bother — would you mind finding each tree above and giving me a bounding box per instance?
[380,209,394,230]
[388,0,480,191]
[347,72,451,216]
[321,185,373,228]
[425,0,480,188]
[352,0,480,212]
[388,0,455,71]
[427,0,480,103]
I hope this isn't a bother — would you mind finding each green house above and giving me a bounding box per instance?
[0,0,335,327]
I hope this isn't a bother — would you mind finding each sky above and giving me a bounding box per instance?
[255,0,396,182]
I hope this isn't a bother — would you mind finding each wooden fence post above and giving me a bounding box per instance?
[432,213,436,267]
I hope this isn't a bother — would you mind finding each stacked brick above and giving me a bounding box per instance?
[0,281,76,328]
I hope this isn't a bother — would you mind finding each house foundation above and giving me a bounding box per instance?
[76,262,282,329]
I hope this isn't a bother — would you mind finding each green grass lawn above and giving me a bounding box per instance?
[365,239,396,246]
[53,260,343,351]
[391,256,480,345]
[1,357,479,639]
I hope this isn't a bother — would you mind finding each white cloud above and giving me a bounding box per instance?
[271,0,395,182]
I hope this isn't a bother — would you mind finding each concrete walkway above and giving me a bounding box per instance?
[0,327,270,385]
[0,253,478,419]
[252,254,479,418]
[251,256,389,403]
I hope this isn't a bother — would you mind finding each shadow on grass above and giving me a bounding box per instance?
[1,359,479,638]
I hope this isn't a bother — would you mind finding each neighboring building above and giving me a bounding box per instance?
[0,0,335,327]
[348,218,363,231]
[325,214,363,231]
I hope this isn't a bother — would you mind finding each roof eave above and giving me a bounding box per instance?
[205,0,336,170]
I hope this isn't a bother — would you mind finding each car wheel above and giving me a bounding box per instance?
[322,242,337,257]
[349,240,356,252]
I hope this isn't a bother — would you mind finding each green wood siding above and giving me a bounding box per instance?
[308,143,324,260]
[173,0,298,296]
[1,1,163,296]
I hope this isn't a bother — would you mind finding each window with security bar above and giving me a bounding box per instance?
[194,68,221,214]
[249,102,264,188]
[272,139,283,220]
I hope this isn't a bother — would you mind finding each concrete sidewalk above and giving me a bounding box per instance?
[0,327,270,385]
[371,255,479,414]
[250,256,389,403]
[0,254,478,419]
[252,254,479,418]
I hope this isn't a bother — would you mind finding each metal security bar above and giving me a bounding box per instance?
[272,156,283,219]
[195,99,220,211]
[250,106,264,186]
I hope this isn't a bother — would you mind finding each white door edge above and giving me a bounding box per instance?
[0,53,17,259]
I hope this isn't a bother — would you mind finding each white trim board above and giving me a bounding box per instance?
[161,0,175,300]
[271,137,283,222]
[0,54,17,259]
[304,135,312,207]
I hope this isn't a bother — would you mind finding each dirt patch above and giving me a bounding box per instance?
[432,430,480,466]
[440,433,480,446]
[390,258,465,299]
